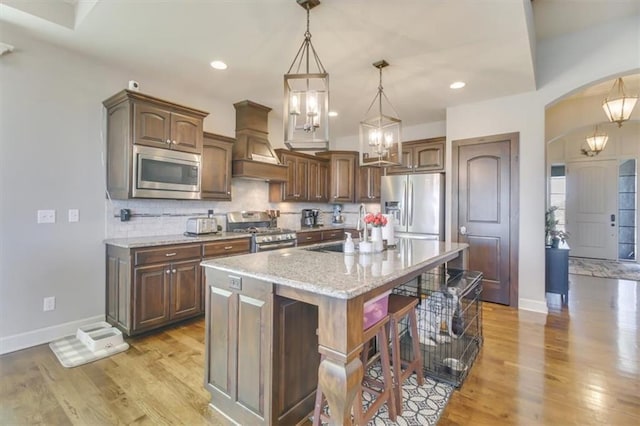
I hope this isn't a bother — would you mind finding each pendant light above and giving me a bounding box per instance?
[284,0,329,151]
[584,125,609,156]
[359,60,402,167]
[602,77,638,127]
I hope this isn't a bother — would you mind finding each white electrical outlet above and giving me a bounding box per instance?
[37,210,56,224]
[43,296,56,311]
[68,209,79,223]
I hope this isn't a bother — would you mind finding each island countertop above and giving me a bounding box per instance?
[201,238,468,299]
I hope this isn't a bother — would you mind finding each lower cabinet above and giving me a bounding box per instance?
[297,229,345,246]
[107,243,203,336]
[204,268,319,425]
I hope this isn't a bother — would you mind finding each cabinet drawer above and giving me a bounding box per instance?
[134,244,202,266]
[203,238,251,258]
[322,230,344,241]
[297,231,322,246]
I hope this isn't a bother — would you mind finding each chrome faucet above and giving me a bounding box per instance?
[357,204,367,240]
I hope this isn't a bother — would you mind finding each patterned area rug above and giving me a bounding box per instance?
[316,362,452,425]
[49,335,129,368]
[569,257,640,281]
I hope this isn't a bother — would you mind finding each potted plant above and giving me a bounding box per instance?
[545,206,569,248]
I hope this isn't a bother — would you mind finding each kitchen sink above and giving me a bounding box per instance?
[304,243,344,253]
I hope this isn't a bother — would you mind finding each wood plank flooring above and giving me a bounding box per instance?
[1,274,638,425]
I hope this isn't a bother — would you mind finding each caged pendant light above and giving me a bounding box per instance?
[359,60,402,167]
[602,77,638,127]
[284,0,329,151]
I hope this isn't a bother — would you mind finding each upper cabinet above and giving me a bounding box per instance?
[201,132,234,200]
[103,90,209,199]
[357,166,382,203]
[269,149,329,202]
[316,151,357,203]
[386,137,445,174]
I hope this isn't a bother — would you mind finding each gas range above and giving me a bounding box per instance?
[227,211,297,252]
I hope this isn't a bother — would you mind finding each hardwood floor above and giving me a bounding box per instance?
[1,274,638,425]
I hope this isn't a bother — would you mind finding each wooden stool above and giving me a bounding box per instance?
[388,294,424,413]
[312,316,397,425]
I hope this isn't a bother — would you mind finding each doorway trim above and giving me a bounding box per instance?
[451,132,520,307]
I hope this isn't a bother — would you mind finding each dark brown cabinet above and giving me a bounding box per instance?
[201,132,234,200]
[134,101,204,154]
[357,166,382,202]
[269,150,329,202]
[316,151,358,203]
[297,229,344,246]
[386,137,445,174]
[103,90,209,199]
[107,242,204,336]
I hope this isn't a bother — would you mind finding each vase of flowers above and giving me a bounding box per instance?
[364,212,387,252]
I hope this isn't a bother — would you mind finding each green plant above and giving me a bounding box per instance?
[545,206,569,245]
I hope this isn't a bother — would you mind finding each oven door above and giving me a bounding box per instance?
[254,240,297,252]
[133,145,201,199]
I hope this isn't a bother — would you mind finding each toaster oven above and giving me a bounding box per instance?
[186,217,218,235]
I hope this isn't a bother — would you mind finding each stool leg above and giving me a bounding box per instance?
[409,310,425,386]
[379,326,397,422]
[390,317,403,414]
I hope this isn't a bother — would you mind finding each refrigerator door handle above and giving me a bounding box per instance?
[402,181,407,226]
[408,181,414,226]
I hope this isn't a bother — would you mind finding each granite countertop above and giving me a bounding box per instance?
[104,232,252,249]
[201,239,468,299]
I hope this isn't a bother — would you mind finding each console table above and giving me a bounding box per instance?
[545,247,569,303]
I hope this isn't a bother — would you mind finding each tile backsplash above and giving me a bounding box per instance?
[105,179,379,238]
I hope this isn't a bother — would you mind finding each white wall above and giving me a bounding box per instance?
[446,13,639,313]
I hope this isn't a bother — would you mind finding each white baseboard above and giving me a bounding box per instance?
[0,314,106,355]
[518,298,549,314]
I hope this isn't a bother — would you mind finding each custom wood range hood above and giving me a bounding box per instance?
[232,100,287,182]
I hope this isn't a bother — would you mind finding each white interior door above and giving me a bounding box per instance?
[566,160,618,259]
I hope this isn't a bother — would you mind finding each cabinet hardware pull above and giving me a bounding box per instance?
[227,191,231,194]
[165,252,177,257]
[166,139,171,144]
[172,140,176,145]
[166,270,171,274]
[172,269,176,273]
[224,246,233,250]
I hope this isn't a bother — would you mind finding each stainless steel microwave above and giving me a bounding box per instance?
[133,145,201,199]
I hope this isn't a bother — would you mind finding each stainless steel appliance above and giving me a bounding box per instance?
[227,211,297,252]
[381,173,444,240]
[301,209,321,227]
[133,145,201,199]
[186,217,218,235]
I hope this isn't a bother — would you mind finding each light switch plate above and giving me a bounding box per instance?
[37,210,56,224]
[68,209,79,222]
[229,276,242,290]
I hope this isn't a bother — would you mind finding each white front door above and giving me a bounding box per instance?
[566,160,618,259]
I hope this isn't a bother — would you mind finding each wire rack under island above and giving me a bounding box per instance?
[393,267,483,387]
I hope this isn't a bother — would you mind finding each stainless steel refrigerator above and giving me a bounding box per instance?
[381,173,445,240]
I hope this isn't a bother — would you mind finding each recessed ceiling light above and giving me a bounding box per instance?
[450,81,466,89]
[328,111,338,117]
[210,60,228,70]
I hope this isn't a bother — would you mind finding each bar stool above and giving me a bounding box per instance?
[312,315,397,425]
[387,294,424,413]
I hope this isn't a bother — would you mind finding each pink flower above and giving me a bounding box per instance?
[364,212,387,227]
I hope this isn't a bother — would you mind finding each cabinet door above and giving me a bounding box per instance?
[295,158,309,201]
[357,167,382,202]
[170,259,202,320]
[385,146,413,174]
[330,153,356,203]
[171,111,203,153]
[202,135,233,200]
[308,160,319,201]
[414,140,445,172]
[280,153,298,201]
[321,229,344,242]
[318,161,329,202]
[134,102,172,149]
[133,264,171,332]
[297,231,323,246]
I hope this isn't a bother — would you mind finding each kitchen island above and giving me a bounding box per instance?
[201,239,468,425]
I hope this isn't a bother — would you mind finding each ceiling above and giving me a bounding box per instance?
[1,0,639,140]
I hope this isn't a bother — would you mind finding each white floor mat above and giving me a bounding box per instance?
[49,335,129,368]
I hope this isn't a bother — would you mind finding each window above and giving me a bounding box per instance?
[549,165,566,232]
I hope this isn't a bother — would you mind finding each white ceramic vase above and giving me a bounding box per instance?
[370,227,384,252]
